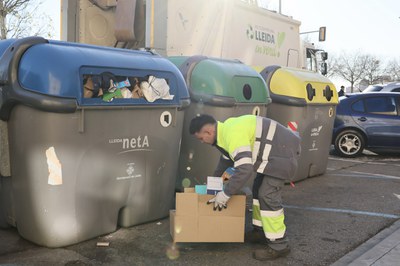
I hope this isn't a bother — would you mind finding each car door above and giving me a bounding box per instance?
[352,95,400,149]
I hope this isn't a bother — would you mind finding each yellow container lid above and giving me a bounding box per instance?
[263,66,339,105]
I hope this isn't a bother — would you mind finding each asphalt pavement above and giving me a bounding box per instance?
[332,219,400,266]
[0,153,399,265]
[1,209,399,265]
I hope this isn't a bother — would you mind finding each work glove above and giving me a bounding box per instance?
[207,191,230,211]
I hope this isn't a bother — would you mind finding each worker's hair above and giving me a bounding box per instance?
[189,114,216,134]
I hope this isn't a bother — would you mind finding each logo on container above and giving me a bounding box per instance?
[109,136,150,150]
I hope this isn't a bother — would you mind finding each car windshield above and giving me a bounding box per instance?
[363,85,383,92]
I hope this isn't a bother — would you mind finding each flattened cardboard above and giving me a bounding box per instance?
[170,190,246,242]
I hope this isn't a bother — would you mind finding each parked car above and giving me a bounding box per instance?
[332,92,400,157]
[381,82,400,92]
[362,84,385,92]
[362,82,400,93]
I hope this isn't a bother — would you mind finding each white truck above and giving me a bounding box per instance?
[61,0,327,73]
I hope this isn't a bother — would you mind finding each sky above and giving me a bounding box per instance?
[41,0,400,87]
[280,0,400,61]
[41,0,60,39]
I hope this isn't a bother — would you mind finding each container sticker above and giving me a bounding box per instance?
[287,121,298,132]
[252,106,261,116]
[160,111,172,127]
[46,147,62,185]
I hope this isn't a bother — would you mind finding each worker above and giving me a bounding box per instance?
[189,114,301,261]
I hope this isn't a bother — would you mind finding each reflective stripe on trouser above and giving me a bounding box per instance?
[252,199,286,240]
[252,173,286,241]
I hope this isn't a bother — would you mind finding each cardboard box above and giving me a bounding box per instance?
[170,188,246,242]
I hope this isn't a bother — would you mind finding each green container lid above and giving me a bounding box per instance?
[169,56,270,105]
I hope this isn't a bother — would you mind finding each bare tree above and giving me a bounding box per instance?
[363,55,383,85]
[0,0,54,40]
[329,51,369,92]
[384,59,400,82]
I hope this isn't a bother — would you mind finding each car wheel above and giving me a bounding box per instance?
[334,130,365,157]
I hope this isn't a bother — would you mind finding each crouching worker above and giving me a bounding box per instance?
[189,114,301,261]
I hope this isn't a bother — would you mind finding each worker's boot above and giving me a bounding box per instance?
[244,228,267,244]
[253,245,290,261]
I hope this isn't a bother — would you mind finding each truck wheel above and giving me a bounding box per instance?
[334,130,365,157]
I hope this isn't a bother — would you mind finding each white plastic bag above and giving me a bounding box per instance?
[140,76,174,102]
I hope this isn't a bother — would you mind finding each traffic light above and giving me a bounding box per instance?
[319,27,326,42]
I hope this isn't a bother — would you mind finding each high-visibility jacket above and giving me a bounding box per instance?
[215,115,301,196]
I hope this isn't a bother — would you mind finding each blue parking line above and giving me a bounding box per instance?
[284,205,400,219]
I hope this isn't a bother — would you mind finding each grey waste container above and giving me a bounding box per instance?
[0,37,190,247]
[169,56,271,191]
[0,39,15,229]
[260,65,338,181]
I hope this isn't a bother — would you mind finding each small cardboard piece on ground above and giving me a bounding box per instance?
[170,187,246,242]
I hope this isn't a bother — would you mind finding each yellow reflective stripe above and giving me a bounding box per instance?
[266,121,277,141]
[255,116,263,138]
[234,157,252,167]
[260,209,286,240]
[252,200,261,226]
[232,145,251,159]
[257,144,271,172]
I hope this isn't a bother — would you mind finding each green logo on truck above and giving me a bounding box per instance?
[247,24,285,57]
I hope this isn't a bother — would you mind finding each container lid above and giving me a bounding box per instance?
[261,66,338,106]
[18,40,189,104]
[169,56,271,106]
[0,37,190,119]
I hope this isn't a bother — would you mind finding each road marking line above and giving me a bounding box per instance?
[351,171,400,179]
[331,172,400,180]
[284,205,400,219]
[329,157,362,163]
[329,156,400,167]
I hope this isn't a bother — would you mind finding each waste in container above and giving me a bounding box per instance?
[260,65,338,181]
[0,37,190,247]
[169,56,271,191]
